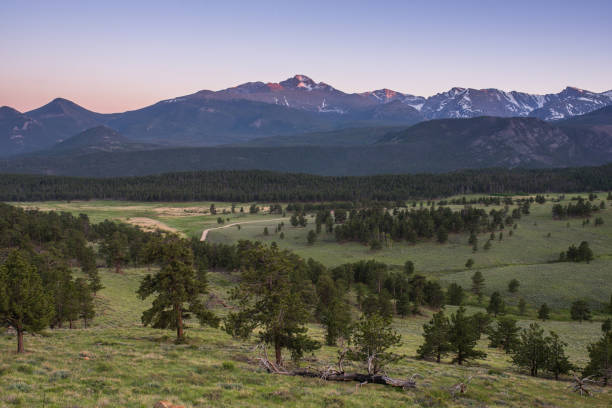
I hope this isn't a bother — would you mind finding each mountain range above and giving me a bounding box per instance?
[1,105,611,177]
[2,74,611,157]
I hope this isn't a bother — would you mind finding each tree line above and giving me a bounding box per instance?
[1,164,612,202]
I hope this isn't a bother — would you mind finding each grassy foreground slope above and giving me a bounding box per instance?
[1,267,610,408]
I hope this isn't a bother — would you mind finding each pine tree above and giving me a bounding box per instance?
[570,300,591,323]
[224,243,319,365]
[465,258,474,269]
[508,279,520,293]
[584,331,612,386]
[138,236,219,343]
[396,292,411,317]
[512,323,549,377]
[348,313,402,375]
[487,291,505,317]
[0,251,53,353]
[100,231,129,274]
[417,310,452,363]
[538,303,550,321]
[471,271,485,303]
[489,316,519,352]
[545,332,574,380]
[446,283,465,306]
[307,230,317,245]
[316,274,351,346]
[75,277,95,328]
[448,306,486,365]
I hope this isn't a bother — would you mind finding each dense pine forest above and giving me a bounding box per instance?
[1,164,612,202]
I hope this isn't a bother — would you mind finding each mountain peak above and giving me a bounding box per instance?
[279,74,317,90]
[0,106,22,119]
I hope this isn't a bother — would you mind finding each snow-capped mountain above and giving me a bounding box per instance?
[200,75,611,121]
[2,74,611,156]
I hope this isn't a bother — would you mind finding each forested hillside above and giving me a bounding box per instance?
[1,165,611,202]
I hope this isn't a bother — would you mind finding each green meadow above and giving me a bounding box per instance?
[1,267,610,407]
[4,194,611,407]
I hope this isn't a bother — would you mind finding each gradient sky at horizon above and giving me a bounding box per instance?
[1,0,611,113]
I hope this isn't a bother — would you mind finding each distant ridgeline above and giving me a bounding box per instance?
[0,164,611,202]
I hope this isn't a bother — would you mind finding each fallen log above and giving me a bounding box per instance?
[257,357,418,389]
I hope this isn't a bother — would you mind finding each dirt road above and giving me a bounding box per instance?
[200,218,286,241]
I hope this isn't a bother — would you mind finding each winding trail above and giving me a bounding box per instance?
[200,218,286,241]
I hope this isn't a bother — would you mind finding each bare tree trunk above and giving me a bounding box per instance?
[275,342,282,366]
[175,304,184,342]
[17,328,24,353]
[69,320,73,329]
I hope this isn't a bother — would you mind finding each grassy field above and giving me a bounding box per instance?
[4,195,611,406]
[11,195,612,311]
[1,267,610,408]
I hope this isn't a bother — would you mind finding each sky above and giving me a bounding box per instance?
[1,0,611,113]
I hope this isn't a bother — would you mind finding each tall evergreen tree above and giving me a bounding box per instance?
[100,231,129,274]
[471,271,485,303]
[0,251,53,353]
[508,279,520,293]
[138,236,219,343]
[489,316,520,352]
[446,283,465,306]
[417,310,452,363]
[75,277,95,328]
[224,243,319,365]
[316,274,351,346]
[512,323,548,377]
[583,331,612,386]
[545,332,574,380]
[570,300,591,323]
[487,291,505,317]
[538,303,550,321]
[448,306,486,365]
[348,313,402,375]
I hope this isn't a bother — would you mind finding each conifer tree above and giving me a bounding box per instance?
[100,231,129,273]
[138,236,218,343]
[487,291,505,317]
[570,300,591,323]
[538,303,550,321]
[0,251,53,353]
[316,274,351,346]
[584,331,611,385]
[446,283,465,306]
[512,323,548,377]
[348,313,402,375]
[75,277,95,328]
[448,306,486,365]
[489,316,519,352]
[508,279,520,293]
[418,310,452,362]
[224,243,319,365]
[545,332,574,380]
[471,271,485,303]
